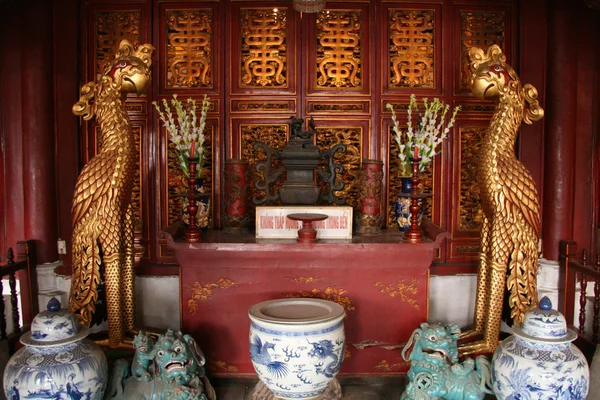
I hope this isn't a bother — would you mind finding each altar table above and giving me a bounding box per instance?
[163,221,448,376]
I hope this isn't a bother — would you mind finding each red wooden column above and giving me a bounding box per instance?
[20,0,58,263]
[1,4,25,257]
[542,0,577,261]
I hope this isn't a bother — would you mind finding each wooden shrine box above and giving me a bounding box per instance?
[163,221,448,376]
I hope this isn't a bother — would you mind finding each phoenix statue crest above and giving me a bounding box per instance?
[69,40,154,347]
[460,45,544,355]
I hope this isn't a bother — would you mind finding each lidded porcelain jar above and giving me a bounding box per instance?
[492,296,589,400]
[249,298,345,400]
[3,298,108,400]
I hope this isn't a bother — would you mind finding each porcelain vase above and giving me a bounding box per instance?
[492,296,589,399]
[3,298,108,400]
[248,298,345,400]
[395,177,422,231]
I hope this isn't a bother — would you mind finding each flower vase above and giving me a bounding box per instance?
[395,177,422,231]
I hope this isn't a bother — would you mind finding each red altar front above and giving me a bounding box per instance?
[164,222,448,376]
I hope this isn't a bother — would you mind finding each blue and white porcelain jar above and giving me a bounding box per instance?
[249,298,345,400]
[492,296,589,399]
[3,298,108,400]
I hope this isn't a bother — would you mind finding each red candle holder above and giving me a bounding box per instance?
[184,157,202,243]
[287,213,328,243]
[402,157,432,243]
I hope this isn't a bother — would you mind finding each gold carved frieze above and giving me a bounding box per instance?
[240,8,288,87]
[287,286,356,314]
[460,10,506,90]
[387,126,433,228]
[167,126,214,228]
[315,9,362,89]
[187,277,238,315]
[95,125,143,234]
[459,126,485,231]
[315,126,362,206]
[308,101,367,114]
[240,124,289,207]
[388,9,435,89]
[233,100,293,112]
[285,276,326,284]
[166,8,213,89]
[94,11,141,81]
[455,245,480,255]
[374,279,420,311]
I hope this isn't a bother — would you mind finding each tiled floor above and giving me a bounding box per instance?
[211,376,497,399]
[212,376,405,400]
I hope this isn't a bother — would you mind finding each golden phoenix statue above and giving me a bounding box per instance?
[69,40,154,348]
[460,45,544,355]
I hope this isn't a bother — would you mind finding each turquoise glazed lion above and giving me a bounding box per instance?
[401,323,493,400]
[104,330,215,400]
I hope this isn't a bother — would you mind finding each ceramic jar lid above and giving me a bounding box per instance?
[249,298,345,325]
[20,297,90,347]
[512,296,577,343]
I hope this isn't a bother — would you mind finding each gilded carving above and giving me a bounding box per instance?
[389,9,434,88]
[374,279,420,310]
[94,11,141,80]
[287,286,356,314]
[459,126,485,231]
[167,126,213,227]
[95,125,143,233]
[237,102,290,111]
[375,359,408,372]
[315,127,362,207]
[187,278,239,314]
[460,45,544,355]
[316,10,362,88]
[388,127,433,227]
[455,246,479,254]
[311,103,365,112]
[285,276,326,284]
[208,360,240,373]
[240,8,287,87]
[460,11,505,90]
[166,9,213,88]
[241,124,289,210]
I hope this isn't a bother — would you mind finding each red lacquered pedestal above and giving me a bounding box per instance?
[286,213,329,243]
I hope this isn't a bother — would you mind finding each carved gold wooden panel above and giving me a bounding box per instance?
[315,9,362,89]
[388,9,435,89]
[94,124,143,234]
[240,7,288,87]
[460,10,506,90]
[458,126,485,231]
[94,10,141,81]
[240,124,289,207]
[165,8,213,89]
[315,126,362,206]
[167,125,214,228]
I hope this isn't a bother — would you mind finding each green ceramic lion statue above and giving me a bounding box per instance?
[104,330,216,400]
[400,323,493,400]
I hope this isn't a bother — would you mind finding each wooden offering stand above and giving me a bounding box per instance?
[286,213,329,243]
[401,157,432,243]
[179,156,210,243]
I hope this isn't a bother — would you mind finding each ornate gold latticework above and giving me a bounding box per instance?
[69,40,154,348]
[389,9,434,88]
[315,126,362,206]
[316,10,362,88]
[460,45,544,356]
[166,9,213,88]
[240,8,287,87]
[460,11,505,90]
[95,11,141,81]
[459,126,486,231]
